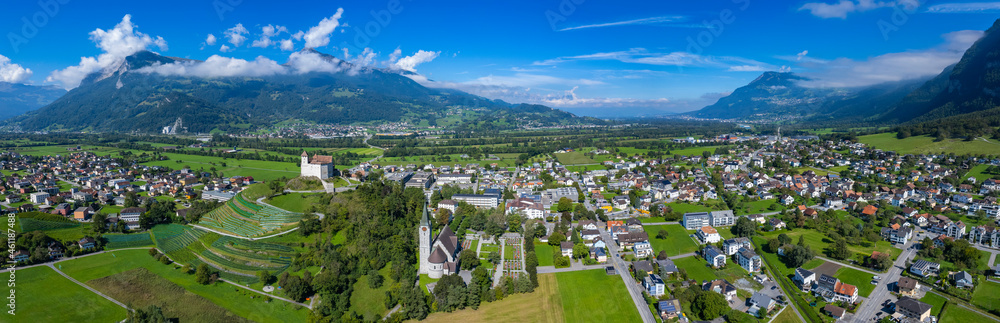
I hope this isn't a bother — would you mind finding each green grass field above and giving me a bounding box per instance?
[554,151,596,165]
[265,193,326,213]
[921,292,948,317]
[966,164,1000,183]
[420,273,563,322]
[555,269,642,323]
[673,255,719,282]
[972,281,1000,313]
[19,266,129,322]
[536,243,555,266]
[643,224,698,256]
[735,199,784,215]
[834,266,875,297]
[89,267,251,322]
[940,302,994,323]
[761,228,902,264]
[859,133,1000,155]
[771,307,799,323]
[664,201,726,214]
[57,249,310,322]
[350,264,395,321]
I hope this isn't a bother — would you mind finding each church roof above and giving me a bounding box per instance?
[437,226,458,255]
[309,155,333,165]
[420,203,430,227]
[429,247,448,263]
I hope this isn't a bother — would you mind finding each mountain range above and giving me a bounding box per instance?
[0,82,65,121]
[7,49,595,133]
[687,19,1000,133]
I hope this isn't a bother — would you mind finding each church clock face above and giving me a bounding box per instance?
[422,227,427,231]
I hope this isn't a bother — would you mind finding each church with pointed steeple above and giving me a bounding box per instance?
[418,204,460,279]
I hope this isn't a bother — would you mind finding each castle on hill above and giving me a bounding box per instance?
[418,204,460,279]
[300,151,335,179]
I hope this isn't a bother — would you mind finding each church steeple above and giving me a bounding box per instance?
[420,202,430,227]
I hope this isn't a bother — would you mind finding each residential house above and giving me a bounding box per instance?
[657,258,678,275]
[633,260,655,275]
[560,241,573,257]
[748,292,776,316]
[723,237,752,255]
[953,271,975,289]
[658,299,682,320]
[11,250,29,263]
[737,247,762,273]
[644,274,666,297]
[697,226,722,244]
[794,268,816,291]
[702,279,738,301]
[895,297,932,322]
[768,218,786,230]
[78,237,96,249]
[823,304,846,320]
[880,224,913,244]
[897,277,920,296]
[682,212,710,230]
[704,245,726,268]
[946,221,967,239]
[910,259,941,278]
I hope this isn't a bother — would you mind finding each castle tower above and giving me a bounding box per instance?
[418,203,431,275]
[300,151,309,166]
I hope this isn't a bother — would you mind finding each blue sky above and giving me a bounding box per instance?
[0,0,998,115]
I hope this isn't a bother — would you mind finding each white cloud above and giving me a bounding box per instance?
[392,50,440,72]
[286,50,345,74]
[797,30,983,87]
[224,23,249,47]
[205,34,217,46]
[47,14,167,89]
[220,44,232,52]
[558,16,694,32]
[534,48,779,72]
[727,65,770,72]
[251,24,288,48]
[799,0,920,19]
[138,55,287,78]
[304,8,345,48]
[0,55,32,83]
[279,39,295,51]
[927,2,1000,13]
[796,50,809,61]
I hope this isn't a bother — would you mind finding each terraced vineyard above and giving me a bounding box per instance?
[147,224,296,281]
[16,212,81,232]
[199,194,303,238]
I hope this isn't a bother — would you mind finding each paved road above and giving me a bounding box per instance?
[597,226,656,323]
[852,241,917,323]
[47,263,130,310]
[221,279,311,309]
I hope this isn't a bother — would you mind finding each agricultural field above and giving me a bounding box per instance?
[553,151,596,165]
[858,133,1000,155]
[965,164,1000,183]
[57,249,310,322]
[643,224,699,256]
[198,193,304,238]
[89,267,251,322]
[555,269,642,323]
[420,273,563,322]
[104,232,155,249]
[19,266,128,322]
[939,302,995,323]
[265,193,327,213]
[972,281,1000,313]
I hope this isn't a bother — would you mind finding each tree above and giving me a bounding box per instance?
[732,217,756,238]
[785,245,814,268]
[692,290,729,319]
[91,212,107,233]
[557,197,573,213]
[797,235,806,247]
[489,251,501,265]
[435,209,452,228]
[124,191,139,208]
[459,250,479,270]
[572,243,589,259]
[368,269,384,289]
[767,239,781,253]
[777,233,791,245]
[258,270,274,285]
[126,305,167,323]
[547,232,566,246]
[656,229,669,240]
[195,263,213,285]
[831,238,850,260]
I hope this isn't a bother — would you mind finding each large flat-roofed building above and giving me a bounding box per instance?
[405,172,434,189]
[385,172,414,183]
[542,187,578,208]
[452,194,500,209]
[683,212,710,230]
[436,174,473,185]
